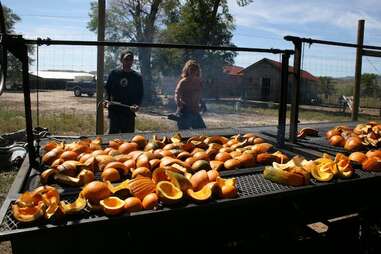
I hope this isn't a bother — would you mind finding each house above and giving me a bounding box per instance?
[158,65,244,98]
[203,65,243,98]
[239,58,319,104]
[29,70,95,90]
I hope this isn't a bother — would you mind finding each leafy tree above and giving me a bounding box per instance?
[318,76,335,99]
[152,0,252,97]
[2,5,35,89]
[361,73,379,97]
[88,0,253,102]
[3,5,20,33]
[3,6,21,88]
[88,0,178,103]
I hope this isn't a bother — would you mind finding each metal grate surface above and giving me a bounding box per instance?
[237,172,293,196]
[297,137,349,155]
[0,168,377,235]
[2,172,291,233]
[261,130,349,155]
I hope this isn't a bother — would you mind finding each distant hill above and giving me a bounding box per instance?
[334,76,354,81]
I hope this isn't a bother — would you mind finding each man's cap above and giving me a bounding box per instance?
[121,50,134,61]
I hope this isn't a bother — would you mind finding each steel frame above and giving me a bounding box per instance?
[284,34,381,143]
[1,34,294,168]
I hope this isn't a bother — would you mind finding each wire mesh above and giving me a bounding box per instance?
[1,42,292,136]
[299,42,381,124]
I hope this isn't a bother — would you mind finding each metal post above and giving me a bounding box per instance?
[289,39,302,143]
[21,44,37,167]
[352,20,364,121]
[96,0,105,134]
[277,53,290,147]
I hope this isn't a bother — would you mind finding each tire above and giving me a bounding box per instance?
[87,93,94,97]
[74,88,81,97]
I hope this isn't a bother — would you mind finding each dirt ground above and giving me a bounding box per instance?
[2,90,380,135]
[0,90,283,129]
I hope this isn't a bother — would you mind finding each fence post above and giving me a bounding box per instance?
[96,0,105,134]
[21,44,37,168]
[277,53,290,147]
[352,19,364,121]
[289,39,302,143]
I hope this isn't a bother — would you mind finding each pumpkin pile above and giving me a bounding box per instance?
[263,153,354,186]
[12,186,62,222]
[40,133,288,187]
[12,185,89,223]
[13,171,238,222]
[326,121,381,151]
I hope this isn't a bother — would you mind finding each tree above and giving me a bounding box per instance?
[2,6,35,89]
[3,6,22,88]
[88,0,178,103]
[361,73,379,97]
[88,0,252,101]
[152,0,251,92]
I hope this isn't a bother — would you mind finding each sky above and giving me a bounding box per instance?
[2,0,381,77]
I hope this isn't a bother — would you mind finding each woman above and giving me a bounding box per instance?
[174,60,206,130]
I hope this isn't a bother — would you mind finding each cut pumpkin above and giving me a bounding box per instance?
[128,177,156,201]
[186,185,212,202]
[166,170,192,192]
[60,195,87,215]
[311,164,334,182]
[100,196,125,215]
[156,181,183,204]
[12,202,45,223]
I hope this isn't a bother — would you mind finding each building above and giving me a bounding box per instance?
[29,70,95,90]
[203,65,244,98]
[239,58,319,104]
[158,65,244,98]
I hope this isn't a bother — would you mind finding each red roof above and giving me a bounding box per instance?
[267,59,319,81]
[223,65,244,76]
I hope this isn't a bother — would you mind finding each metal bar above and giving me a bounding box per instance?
[96,0,105,135]
[362,49,381,58]
[277,53,290,147]
[27,38,293,54]
[289,40,302,143]
[21,44,37,168]
[284,35,381,51]
[352,20,365,121]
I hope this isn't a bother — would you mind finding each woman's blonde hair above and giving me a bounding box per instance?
[181,60,201,78]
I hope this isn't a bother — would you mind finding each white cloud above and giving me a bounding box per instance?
[17,23,96,41]
[228,0,381,35]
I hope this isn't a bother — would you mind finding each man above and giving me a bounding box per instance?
[104,50,144,134]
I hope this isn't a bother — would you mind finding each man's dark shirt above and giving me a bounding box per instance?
[104,69,144,115]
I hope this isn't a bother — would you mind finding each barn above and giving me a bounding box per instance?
[239,58,319,104]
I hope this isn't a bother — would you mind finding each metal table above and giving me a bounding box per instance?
[0,123,380,253]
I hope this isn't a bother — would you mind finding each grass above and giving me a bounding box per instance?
[0,100,379,136]
[136,116,174,132]
[0,171,16,196]
[206,102,379,123]
[0,170,16,254]
[0,106,173,135]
